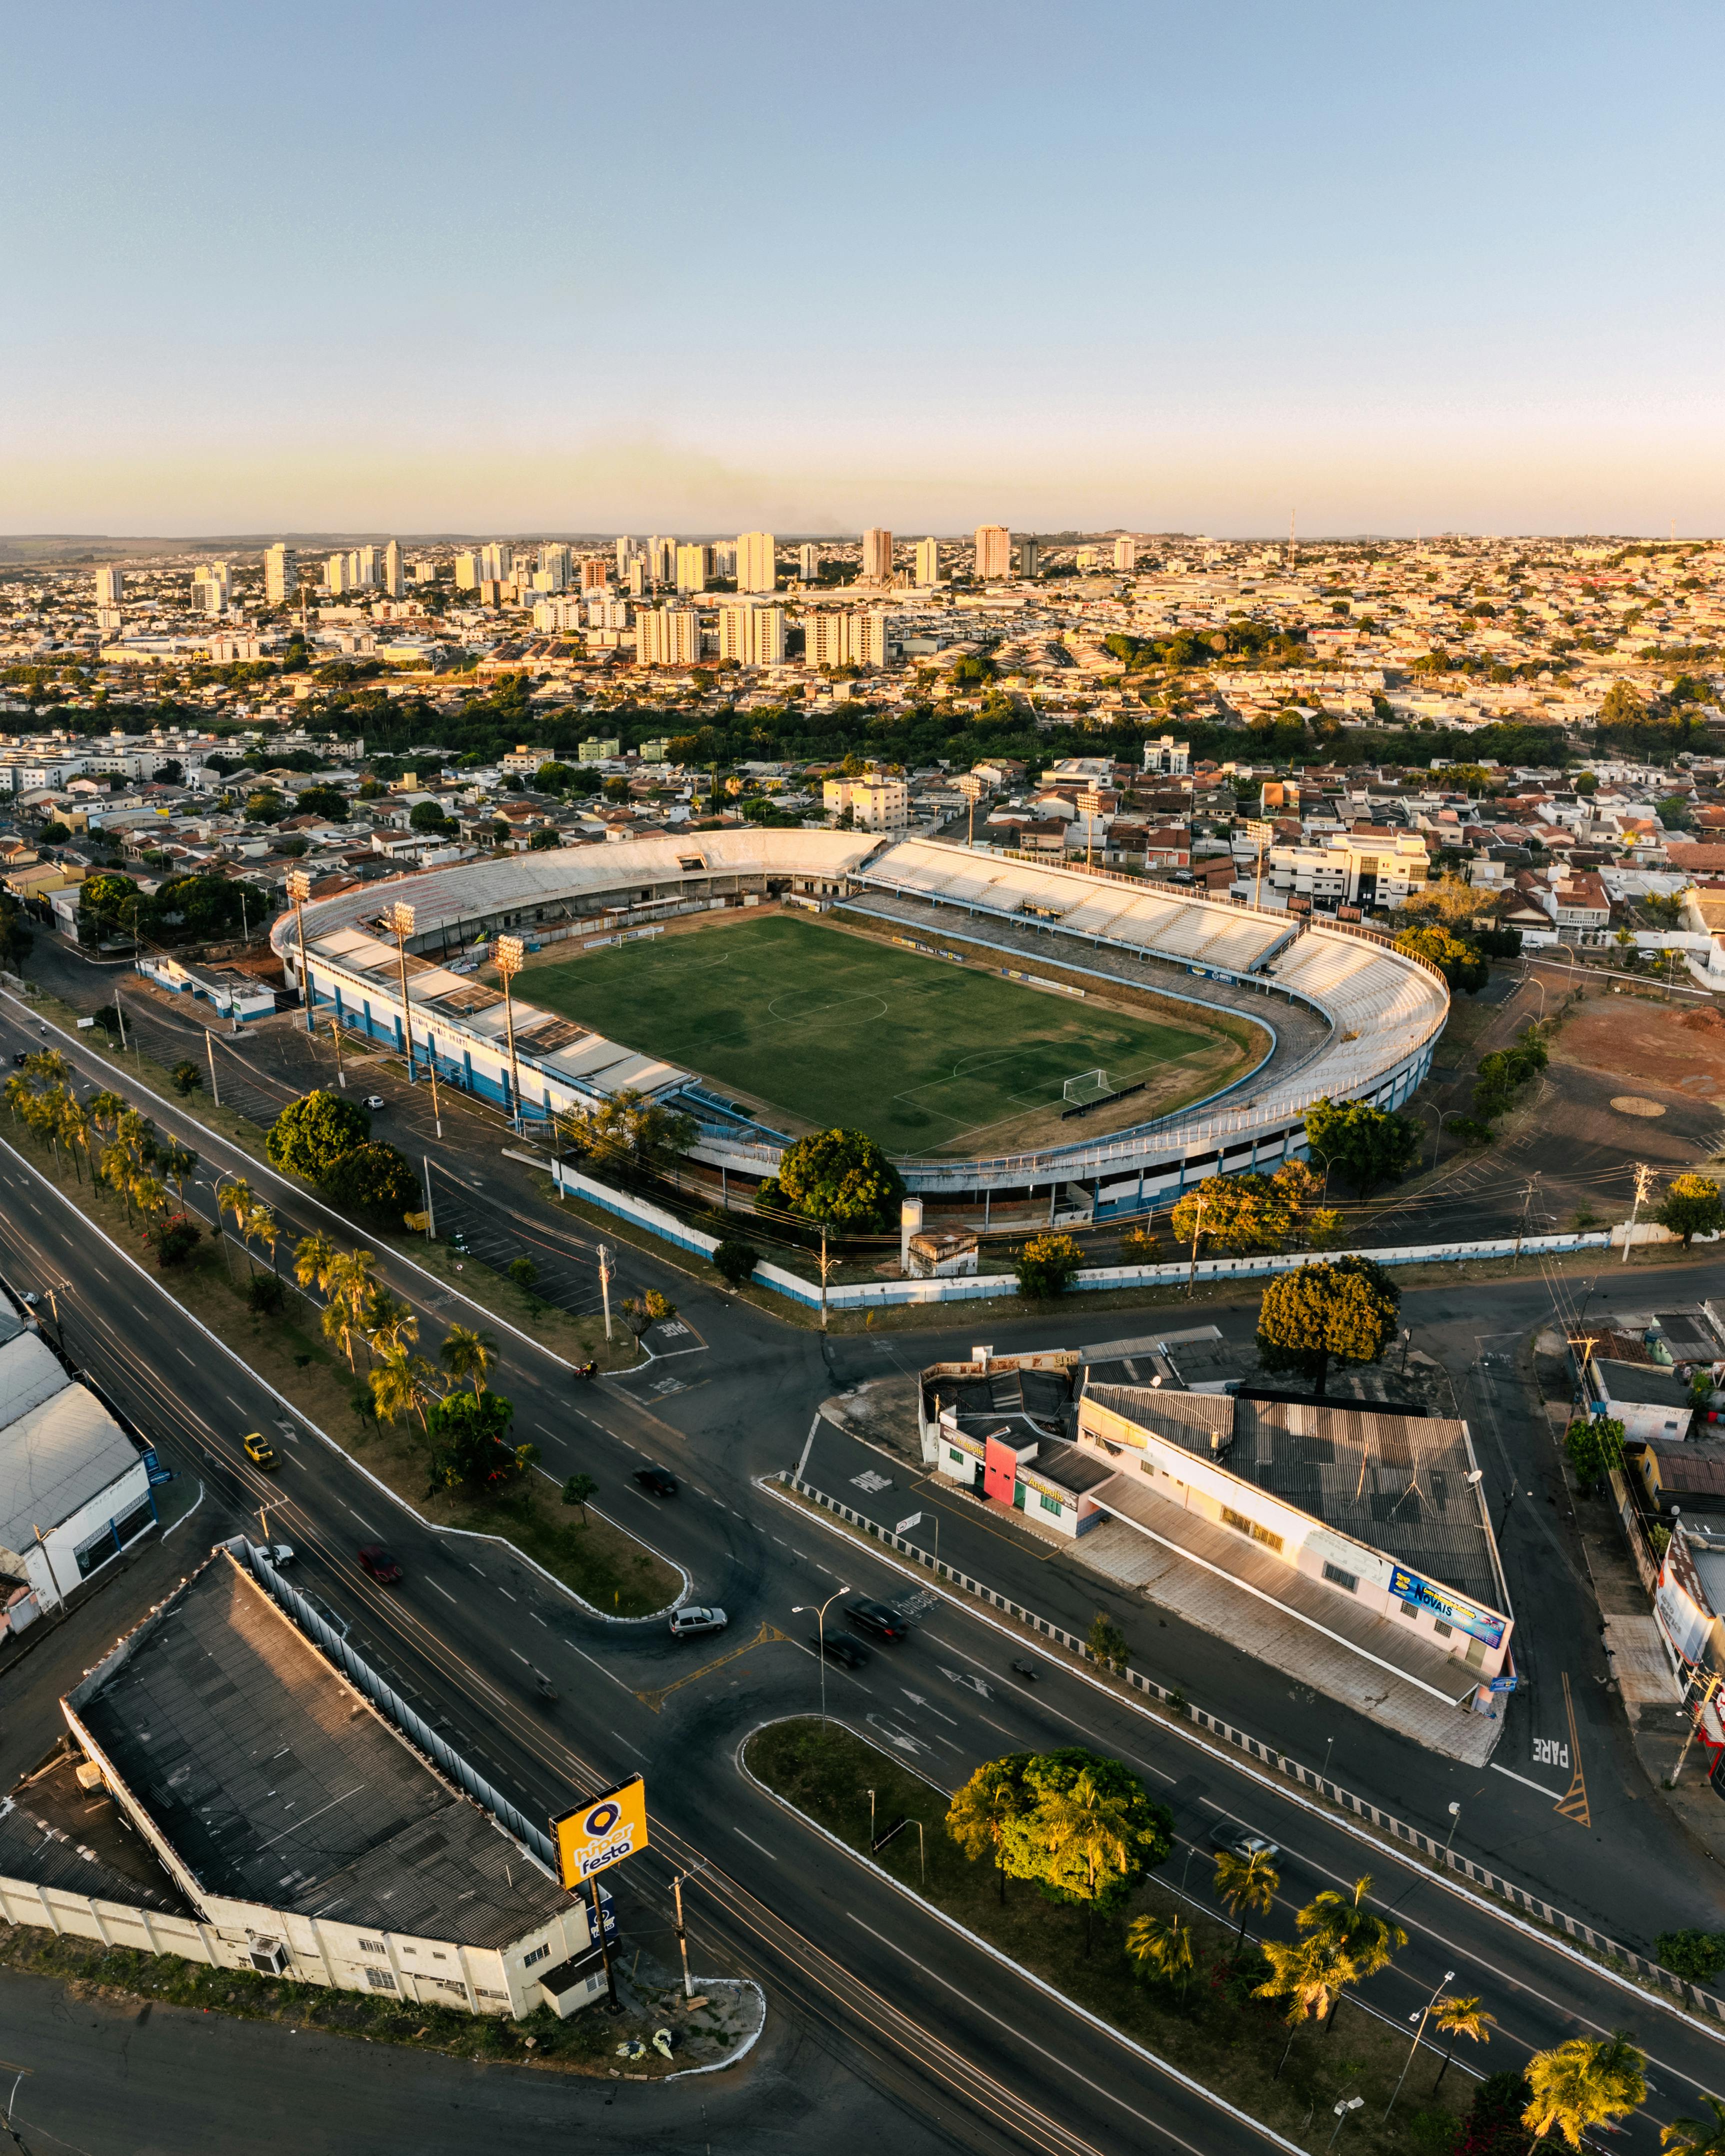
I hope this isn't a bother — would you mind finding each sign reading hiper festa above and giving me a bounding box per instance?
[554,1775,649,1888]
[1386,1566,1506,1651]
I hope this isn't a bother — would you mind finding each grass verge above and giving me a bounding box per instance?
[746,1719,1470,2156]
[0,1116,679,1617]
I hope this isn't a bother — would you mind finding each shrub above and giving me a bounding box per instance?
[320,1140,419,1225]
[150,1214,201,1267]
[170,1060,202,1096]
[507,1256,538,1292]
[247,1273,285,1314]
[268,1089,370,1180]
[1014,1231,1084,1299]
[1656,1929,1725,1983]
[712,1239,760,1286]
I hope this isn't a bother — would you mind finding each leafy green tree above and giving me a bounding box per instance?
[1172,1159,1338,1256]
[712,1239,760,1286]
[1126,1910,1196,1992]
[996,1748,1172,1948]
[1522,2031,1646,2148]
[1656,1930,1725,1985]
[1014,1231,1084,1299]
[508,1256,539,1293]
[1214,1845,1280,1944]
[1303,1097,1422,1197]
[0,893,33,970]
[321,1139,420,1225]
[561,1471,598,1523]
[1658,1173,1724,1248]
[534,760,577,792]
[1662,2095,1725,2156]
[1564,1416,1625,1489]
[1086,1610,1128,1672]
[267,1088,370,1179]
[1458,2072,1537,2156]
[528,826,562,851]
[426,1387,537,1494]
[576,1087,697,1189]
[1256,1257,1400,1397]
[438,1322,499,1394]
[170,1059,202,1096]
[1396,923,1489,994]
[946,1757,1030,1903]
[408,799,452,833]
[293,785,349,822]
[76,871,142,947]
[758,1126,906,1231]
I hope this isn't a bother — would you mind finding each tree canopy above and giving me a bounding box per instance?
[1014,1231,1085,1299]
[424,1388,538,1495]
[1658,1173,1724,1249]
[1396,923,1488,994]
[949,1748,1172,1924]
[1256,1256,1401,1396]
[758,1126,906,1231]
[1171,1160,1342,1256]
[320,1139,421,1225]
[266,1089,370,1180]
[1302,1097,1423,1196]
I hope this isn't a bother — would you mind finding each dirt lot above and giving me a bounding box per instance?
[1550,992,1725,1106]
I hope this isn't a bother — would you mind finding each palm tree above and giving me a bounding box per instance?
[1126,1910,1194,1992]
[1038,1770,1136,1954]
[322,1249,379,1367]
[366,1290,418,1361]
[216,1176,254,1274]
[1214,1846,1280,1945]
[59,1097,92,1185]
[1431,1994,1496,2092]
[24,1048,70,1088]
[946,1762,1027,1904]
[84,1088,126,1182]
[370,1348,438,1432]
[103,1145,136,1224]
[130,1172,168,1229]
[1256,1934,1354,2077]
[159,1140,197,1209]
[440,1321,500,1396]
[1524,2031,1646,2148]
[294,1231,336,1296]
[243,1201,280,1276]
[1662,2095,1725,2154]
[1298,1875,1405,2034]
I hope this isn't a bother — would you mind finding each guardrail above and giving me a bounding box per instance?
[774,1472,1725,2028]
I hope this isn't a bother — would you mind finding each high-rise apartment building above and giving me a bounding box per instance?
[352,546,380,590]
[798,543,820,581]
[531,597,587,633]
[479,542,513,584]
[1112,536,1137,573]
[860,527,893,583]
[647,535,676,584]
[635,606,702,667]
[806,608,888,670]
[736,531,776,593]
[382,540,404,598]
[454,551,481,590]
[614,535,639,574]
[627,558,648,597]
[914,538,940,587]
[262,544,296,606]
[586,595,631,630]
[325,552,348,595]
[192,561,232,615]
[674,544,711,594]
[580,556,610,593]
[974,524,1012,580]
[1017,537,1040,577]
[538,544,572,592]
[93,566,124,607]
[717,601,786,667]
[822,773,908,833]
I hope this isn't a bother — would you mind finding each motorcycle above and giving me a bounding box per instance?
[1011,1660,1039,1683]
[573,1359,597,1380]
[534,1672,559,1706]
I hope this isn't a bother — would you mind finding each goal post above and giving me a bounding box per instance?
[1062,1069,1109,1106]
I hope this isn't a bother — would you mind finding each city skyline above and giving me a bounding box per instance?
[6,2,1723,537]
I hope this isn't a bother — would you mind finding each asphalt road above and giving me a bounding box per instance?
[6,978,1725,2153]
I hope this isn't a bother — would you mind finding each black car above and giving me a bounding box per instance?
[1208,1820,1280,1864]
[813,1632,870,1669]
[634,1466,679,1498]
[846,1599,910,1642]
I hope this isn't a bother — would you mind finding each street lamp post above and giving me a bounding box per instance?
[286,869,314,1034]
[792,1588,850,1726]
[1442,1799,1462,1854]
[1385,1971,1456,2120]
[494,933,525,1133]
[387,900,418,1083]
[1328,2098,1364,2152]
[1417,1101,1456,1170]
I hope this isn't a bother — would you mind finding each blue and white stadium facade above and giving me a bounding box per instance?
[272,831,1448,1223]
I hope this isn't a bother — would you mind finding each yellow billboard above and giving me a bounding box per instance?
[553,1775,648,1887]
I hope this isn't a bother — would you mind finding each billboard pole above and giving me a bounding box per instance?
[588,1875,621,2012]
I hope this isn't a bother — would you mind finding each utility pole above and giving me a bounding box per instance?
[285,868,314,1034]
[329,1015,346,1088]
[494,933,525,1133]
[113,988,127,1052]
[1513,1173,1540,1265]
[388,900,418,1083]
[1672,1668,1722,1787]
[1622,1160,1656,1265]
[597,1243,613,1340]
[1186,1186,1208,1298]
[817,1221,838,1330]
[205,1025,220,1104]
[422,1155,436,1240]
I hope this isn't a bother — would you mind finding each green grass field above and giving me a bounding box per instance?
[522,914,1236,1157]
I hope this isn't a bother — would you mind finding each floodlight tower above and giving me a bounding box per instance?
[494,933,526,1133]
[285,868,314,1034]
[387,900,418,1081]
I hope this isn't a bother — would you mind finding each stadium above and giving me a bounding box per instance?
[272,830,1449,1225]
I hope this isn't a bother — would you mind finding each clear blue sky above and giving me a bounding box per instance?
[6,0,1722,536]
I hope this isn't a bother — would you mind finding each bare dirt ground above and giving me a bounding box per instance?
[1550,990,1725,1106]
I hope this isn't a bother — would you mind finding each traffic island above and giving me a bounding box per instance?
[744,1717,1476,2156]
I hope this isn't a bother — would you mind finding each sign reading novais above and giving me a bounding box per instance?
[552,1774,648,1887]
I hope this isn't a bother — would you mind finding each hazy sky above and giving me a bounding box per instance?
[6,1,1722,536]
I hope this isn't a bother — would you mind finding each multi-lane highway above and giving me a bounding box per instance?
[3,982,1725,2155]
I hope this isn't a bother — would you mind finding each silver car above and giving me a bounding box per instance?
[669,1605,728,1640]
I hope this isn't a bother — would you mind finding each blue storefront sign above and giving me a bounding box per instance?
[1387,1565,1506,1650]
[140,1448,174,1487]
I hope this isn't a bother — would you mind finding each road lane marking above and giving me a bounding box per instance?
[532,1612,548,1625]
[734,1829,778,1861]
[428,1582,459,1605]
[468,1563,486,1577]
[1490,1763,1566,1803]
[566,1642,634,1692]
[498,1588,516,1601]
[510,1650,528,1664]
[344,1505,380,1531]
[612,1731,647,1758]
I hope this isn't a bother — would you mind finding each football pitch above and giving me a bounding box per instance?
[522,914,1238,1157]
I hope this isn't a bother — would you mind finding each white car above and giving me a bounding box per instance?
[255,1541,294,1568]
[362,1094,386,1111]
[669,1605,728,1640]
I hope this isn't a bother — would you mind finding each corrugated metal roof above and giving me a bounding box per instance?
[0,1380,140,1551]
[0,1331,74,1433]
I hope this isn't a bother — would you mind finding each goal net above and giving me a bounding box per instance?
[1062,1069,1110,1106]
